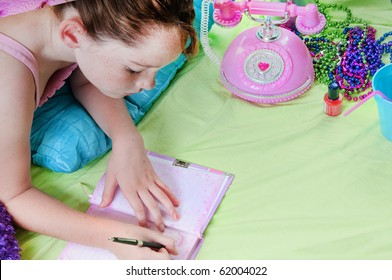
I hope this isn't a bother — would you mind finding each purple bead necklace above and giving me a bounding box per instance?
[336,26,384,101]
[303,0,391,102]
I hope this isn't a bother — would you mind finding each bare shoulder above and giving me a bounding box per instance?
[0,49,36,110]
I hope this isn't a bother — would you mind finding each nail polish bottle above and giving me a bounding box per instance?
[323,81,343,116]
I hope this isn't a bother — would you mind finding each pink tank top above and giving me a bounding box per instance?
[0,0,77,108]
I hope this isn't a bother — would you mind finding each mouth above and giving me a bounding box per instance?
[124,91,138,97]
[125,88,143,95]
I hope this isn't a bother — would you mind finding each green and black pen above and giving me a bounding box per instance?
[109,237,165,249]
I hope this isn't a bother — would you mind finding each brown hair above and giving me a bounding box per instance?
[52,0,198,57]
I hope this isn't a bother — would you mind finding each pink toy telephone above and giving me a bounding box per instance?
[200,0,326,103]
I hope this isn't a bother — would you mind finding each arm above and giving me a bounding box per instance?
[70,68,180,232]
[0,54,175,259]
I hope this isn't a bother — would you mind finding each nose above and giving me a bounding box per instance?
[137,71,156,91]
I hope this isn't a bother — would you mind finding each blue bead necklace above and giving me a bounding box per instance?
[300,0,392,102]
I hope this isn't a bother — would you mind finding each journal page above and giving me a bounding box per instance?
[89,152,234,234]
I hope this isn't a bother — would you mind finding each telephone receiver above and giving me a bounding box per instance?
[200,0,326,104]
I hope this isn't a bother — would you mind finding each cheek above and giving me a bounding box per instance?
[96,71,138,95]
[77,48,113,76]
[75,50,139,94]
[107,71,135,85]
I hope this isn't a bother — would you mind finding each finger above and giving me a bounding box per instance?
[122,191,148,227]
[154,177,180,207]
[157,235,178,256]
[140,223,178,255]
[138,189,165,232]
[100,174,118,207]
[149,184,180,221]
[147,232,178,256]
[143,247,171,260]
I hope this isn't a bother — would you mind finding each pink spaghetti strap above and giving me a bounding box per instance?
[0,1,78,108]
[0,33,41,108]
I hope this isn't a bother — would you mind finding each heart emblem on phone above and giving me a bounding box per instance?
[258,62,270,72]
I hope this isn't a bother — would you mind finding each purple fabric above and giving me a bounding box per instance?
[0,203,20,260]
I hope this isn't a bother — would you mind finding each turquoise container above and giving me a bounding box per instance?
[373,64,392,141]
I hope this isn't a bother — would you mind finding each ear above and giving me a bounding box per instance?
[58,18,86,49]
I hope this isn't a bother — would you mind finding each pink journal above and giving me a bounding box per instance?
[59,151,234,260]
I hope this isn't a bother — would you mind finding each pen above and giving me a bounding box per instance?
[109,237,165,249]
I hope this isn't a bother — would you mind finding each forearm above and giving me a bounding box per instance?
[6,185,176,259]
[71,79,140,144]
[6,186,116,250]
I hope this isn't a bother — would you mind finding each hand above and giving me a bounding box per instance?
[108,222,178,260]
[100,134,180,231]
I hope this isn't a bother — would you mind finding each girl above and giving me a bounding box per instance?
[0,0,198,259]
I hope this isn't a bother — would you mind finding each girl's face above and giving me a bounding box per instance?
[74,27,183,98]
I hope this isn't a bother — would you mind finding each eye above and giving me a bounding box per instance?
[126,67,142,75]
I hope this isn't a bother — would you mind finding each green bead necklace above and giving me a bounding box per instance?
[303,0,383,101]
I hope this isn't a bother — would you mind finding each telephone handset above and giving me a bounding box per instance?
[200,0,326,103]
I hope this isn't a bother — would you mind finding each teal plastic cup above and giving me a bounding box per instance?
[373,64,392,141]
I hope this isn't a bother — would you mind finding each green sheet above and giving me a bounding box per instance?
[17,0,392,259]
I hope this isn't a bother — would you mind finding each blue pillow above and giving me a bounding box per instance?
[30,0,214,173]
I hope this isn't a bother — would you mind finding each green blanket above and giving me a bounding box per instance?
[18,0,392,259]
